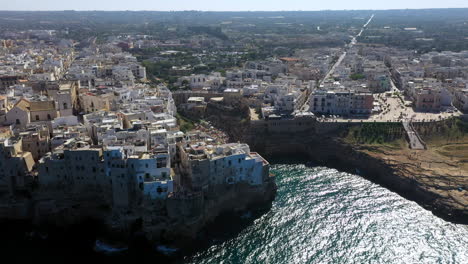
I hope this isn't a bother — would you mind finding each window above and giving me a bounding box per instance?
[36,115,39,121]
[15,119,20,124]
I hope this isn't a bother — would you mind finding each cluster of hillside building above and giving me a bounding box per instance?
[306,44,395,116]
[172,42,398,119]
[2,26,467,230]
[175,43,468,121]
[0,34,74,89]
[175,59,310,119]
[390,50,468,112]
[0,36,272,231]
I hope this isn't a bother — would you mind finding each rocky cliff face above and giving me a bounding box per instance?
[244,131,467,225]
[0,178,277,257]
[198,104,467,224]
[159,181,277,249]
[203,99,251,142]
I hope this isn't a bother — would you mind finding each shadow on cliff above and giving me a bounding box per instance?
[182,202,274,260]
[0,218,110,262]
[0,217,181,263]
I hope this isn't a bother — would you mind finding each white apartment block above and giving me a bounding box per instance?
[310,89,374,115]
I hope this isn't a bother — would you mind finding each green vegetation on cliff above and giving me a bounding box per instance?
[177,113,196,133]
[344,118,468,147]
[344,123,405,145]
[417,118,468,145]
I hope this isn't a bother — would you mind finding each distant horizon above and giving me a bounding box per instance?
[1,0,467,12]
[1,7,468,12]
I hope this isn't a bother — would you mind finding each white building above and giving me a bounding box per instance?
[309,89,374,115]
[179,143,269,191]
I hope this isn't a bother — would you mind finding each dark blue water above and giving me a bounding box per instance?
[186,164,468,263]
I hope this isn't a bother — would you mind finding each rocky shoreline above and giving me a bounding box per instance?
[0,180,277,261]
[159,180,277,250]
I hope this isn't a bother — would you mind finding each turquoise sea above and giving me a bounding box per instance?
[186,163,468,263]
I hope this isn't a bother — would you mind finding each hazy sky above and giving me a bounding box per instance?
[1,0,467,11]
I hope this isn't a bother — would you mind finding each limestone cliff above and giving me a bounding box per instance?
[243,129,467,225]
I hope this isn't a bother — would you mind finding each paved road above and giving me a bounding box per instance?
[324,52,347,82]
[402,120,425,150]
[362,14,374,28]
[300,14,375,111]
[389,77,399,92]
[300,50,347,111]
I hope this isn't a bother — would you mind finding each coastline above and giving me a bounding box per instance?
[245,131,468,225]
[0,180,277,261]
